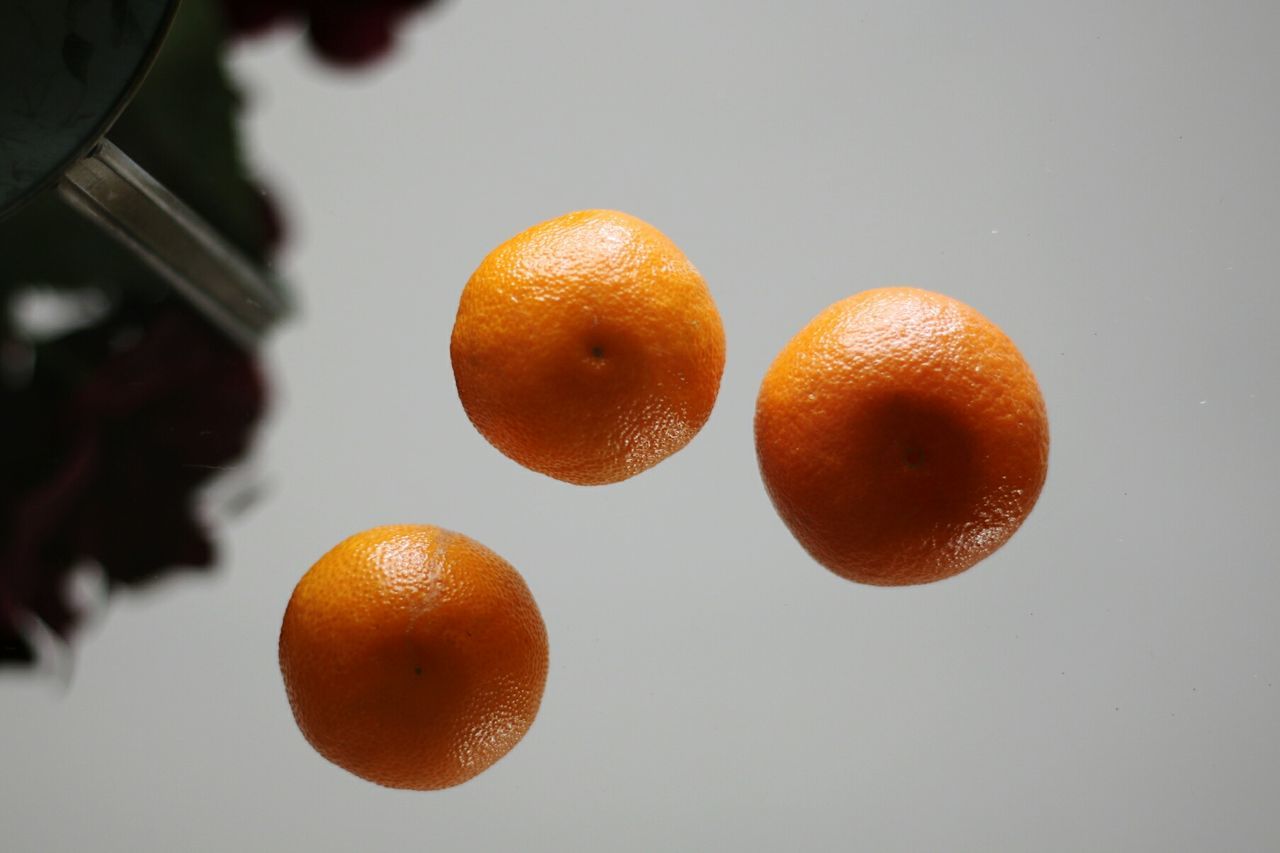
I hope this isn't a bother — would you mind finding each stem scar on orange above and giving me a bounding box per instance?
[754,287,1050,586]
[278,525,549,790]
[450,210,726,485]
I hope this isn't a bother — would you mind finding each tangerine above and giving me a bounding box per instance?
[278,525,548,789]
[450,210,726,485]
[754,287,1049,585]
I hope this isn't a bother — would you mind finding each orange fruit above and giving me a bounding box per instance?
[278,525,548,790]
[754,287,1049,586]
[450,209,726,485]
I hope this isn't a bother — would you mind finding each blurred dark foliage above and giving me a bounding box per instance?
[0,0,271,666]
[0,302,266,663]
[1,0,442,667]
[0,0,272,665]
[220,0,445,65]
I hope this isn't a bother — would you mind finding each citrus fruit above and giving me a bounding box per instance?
[278,525,549,790]
[450,209,726,485]
[754,287,1049,586]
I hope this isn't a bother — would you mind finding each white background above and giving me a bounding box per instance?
[4,2,1279,850]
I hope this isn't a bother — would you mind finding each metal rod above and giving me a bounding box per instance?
[57,140,287,348]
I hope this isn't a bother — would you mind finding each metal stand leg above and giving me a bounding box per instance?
[57,140,287,348]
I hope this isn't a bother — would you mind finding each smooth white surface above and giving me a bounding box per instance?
[4,2,1279,850]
